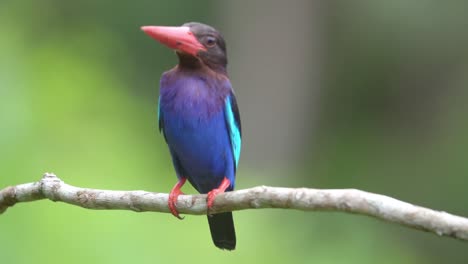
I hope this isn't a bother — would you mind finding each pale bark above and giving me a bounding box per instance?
[1,173,468,241]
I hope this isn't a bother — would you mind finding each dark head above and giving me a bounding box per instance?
[141,22,227,72]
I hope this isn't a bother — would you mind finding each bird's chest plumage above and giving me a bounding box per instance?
[160,74,227,129]
[159,72,233,192]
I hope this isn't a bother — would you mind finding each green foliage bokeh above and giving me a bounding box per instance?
[1,1,467,263]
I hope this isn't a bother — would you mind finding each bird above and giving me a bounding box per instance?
[141,22,241,250]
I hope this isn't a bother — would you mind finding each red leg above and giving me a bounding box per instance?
[168,178,186,219]
[207,177,231,209]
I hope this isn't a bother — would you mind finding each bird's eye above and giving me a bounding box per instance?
[205,36,217,48]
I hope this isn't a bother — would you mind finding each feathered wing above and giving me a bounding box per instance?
[206,92,242,251]
[224,92,242,170]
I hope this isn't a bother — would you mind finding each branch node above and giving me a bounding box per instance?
[0,186,17,213]
[40,172,63,202]
[42,172,58,180]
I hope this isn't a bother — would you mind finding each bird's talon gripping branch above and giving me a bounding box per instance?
[168,178,186,219]
[207,177,231,210]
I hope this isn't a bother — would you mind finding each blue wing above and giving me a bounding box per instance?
[224,93,242,170]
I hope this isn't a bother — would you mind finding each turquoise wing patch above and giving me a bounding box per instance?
[225,95,242,168]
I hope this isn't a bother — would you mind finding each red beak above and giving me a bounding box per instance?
[141,26,206,57]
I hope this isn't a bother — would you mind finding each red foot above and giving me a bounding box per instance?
[207,177,231,210]
[168,178,186,219]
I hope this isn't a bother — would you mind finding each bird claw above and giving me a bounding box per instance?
[206,177,231,214]
[207,189,221,209]
[168,178,186,220]
[169,189,185,219]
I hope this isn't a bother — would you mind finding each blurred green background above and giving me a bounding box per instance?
[1,0,468,263]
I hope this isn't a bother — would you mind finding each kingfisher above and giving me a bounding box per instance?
[141,22,241,250]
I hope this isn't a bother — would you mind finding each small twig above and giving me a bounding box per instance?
[1,173,468,241]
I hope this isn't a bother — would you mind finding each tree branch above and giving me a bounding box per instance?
[1,173,468,241]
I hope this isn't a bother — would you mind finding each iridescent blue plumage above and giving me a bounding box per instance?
[144,22,240,250]
[158,69,240,193]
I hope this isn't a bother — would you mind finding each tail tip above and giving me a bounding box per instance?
[214,240,236,250]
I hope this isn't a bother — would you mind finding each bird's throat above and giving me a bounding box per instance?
[176,51,203,69]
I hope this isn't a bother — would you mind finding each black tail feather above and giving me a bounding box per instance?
[207,212,236,250]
